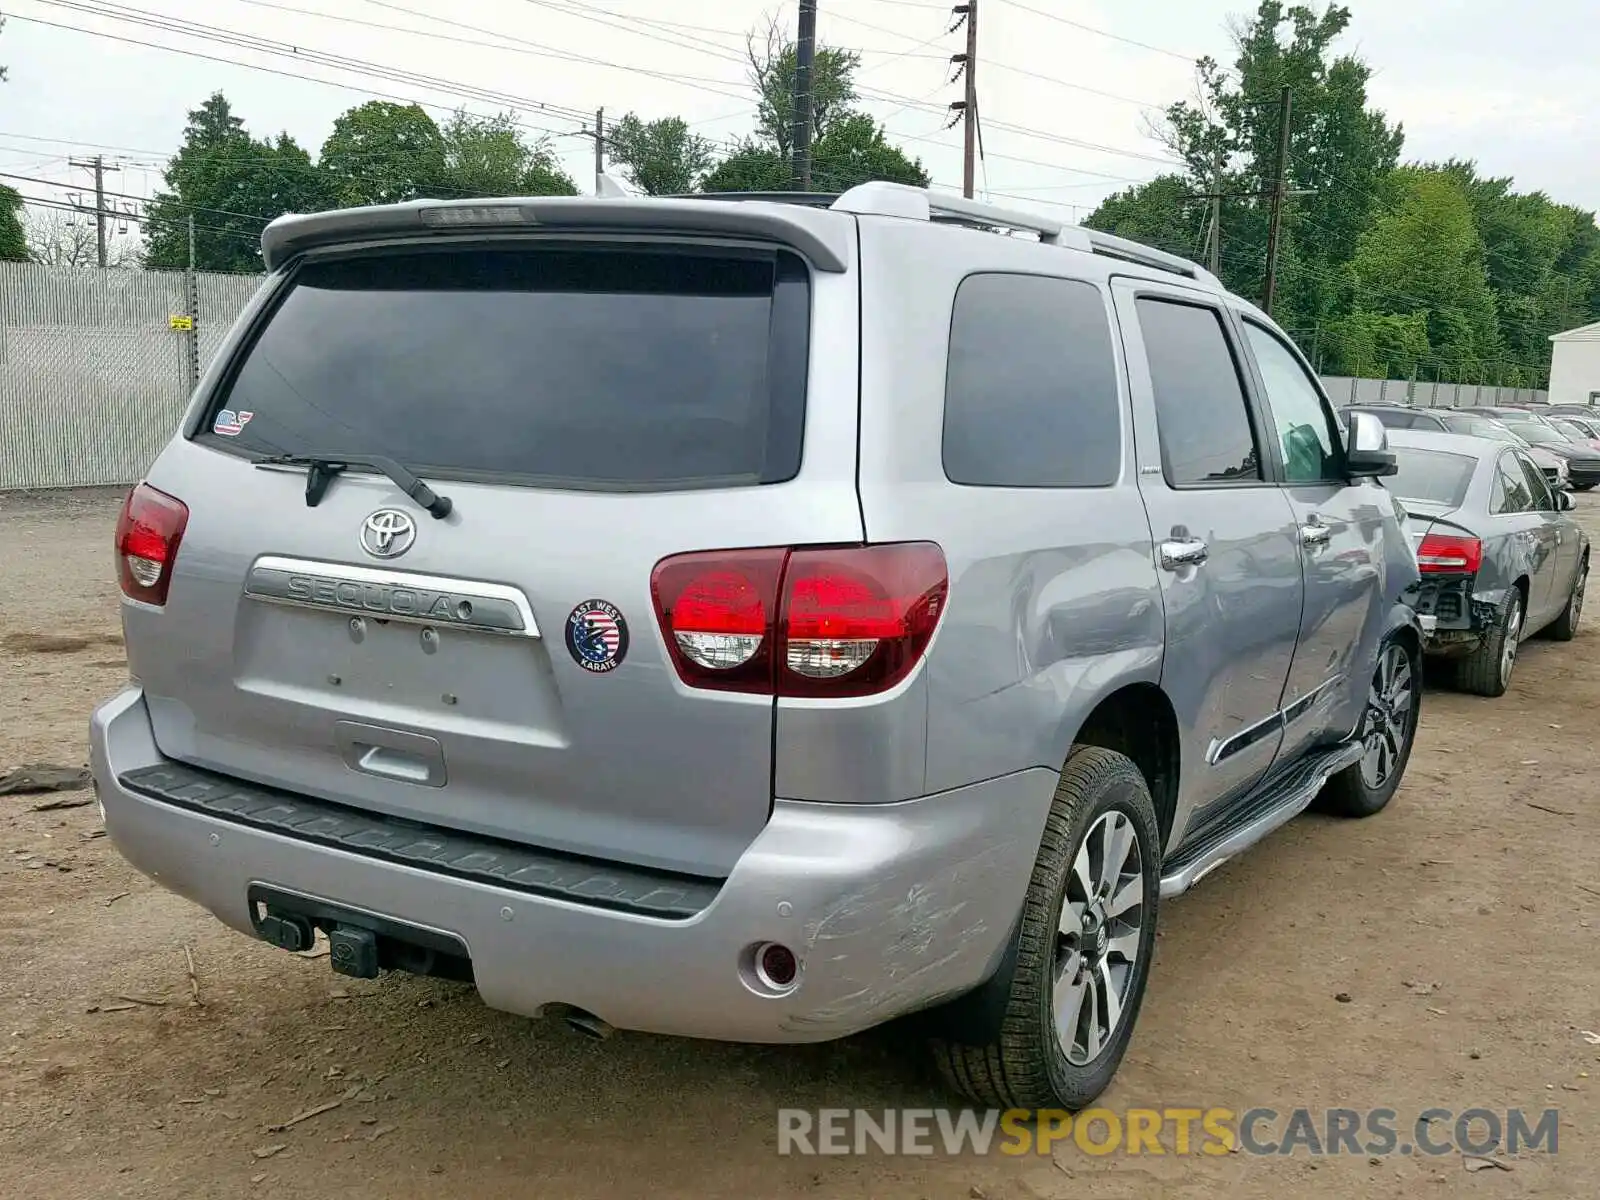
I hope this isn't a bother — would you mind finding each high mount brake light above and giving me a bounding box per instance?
[115,483,189,606]
[650,543,948,698]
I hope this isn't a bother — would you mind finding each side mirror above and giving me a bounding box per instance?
[1555,489,1575,512]
[1344,411,1398,478]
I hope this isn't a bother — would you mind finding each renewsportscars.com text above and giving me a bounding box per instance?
[776,1106,1560,1158]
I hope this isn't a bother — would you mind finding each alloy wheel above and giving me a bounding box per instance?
[1499,594,1523,688]
[1360,641,1415,790]
[1053,811,1145,1066]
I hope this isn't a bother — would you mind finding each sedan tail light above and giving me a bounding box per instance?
[1416,532,1481,574]
[115,482,189,606]
[650,543,948,698]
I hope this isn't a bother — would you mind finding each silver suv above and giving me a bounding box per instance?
[91,182,1425,1111]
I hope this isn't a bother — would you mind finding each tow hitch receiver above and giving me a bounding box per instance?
[248,885,474,984]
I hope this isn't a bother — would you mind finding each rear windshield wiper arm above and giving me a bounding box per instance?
[253,452,454,518]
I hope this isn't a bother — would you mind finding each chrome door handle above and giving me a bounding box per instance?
[1159,538,1209,570]
[1300,521,1332,546]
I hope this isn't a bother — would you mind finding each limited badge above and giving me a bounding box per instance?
[565,599,629,673]
[213,409,253,436]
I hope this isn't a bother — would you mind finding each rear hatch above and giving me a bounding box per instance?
[125,230,863,877]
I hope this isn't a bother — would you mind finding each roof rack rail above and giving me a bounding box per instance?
[661,191,843,209]
[830,180,1221,288]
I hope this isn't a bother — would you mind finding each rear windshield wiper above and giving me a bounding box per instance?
[253,452,454,518]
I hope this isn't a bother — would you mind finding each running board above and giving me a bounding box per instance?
[1158,742,1363,898]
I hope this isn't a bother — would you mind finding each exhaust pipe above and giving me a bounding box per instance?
[563,1009,613,1041]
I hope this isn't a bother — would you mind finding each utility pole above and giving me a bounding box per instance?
[1205,152,1222,277]
[69,154,119,268]
[956,1,978,197]
[593,107,604,192]
[791,0,817,190]
[183,213,199,396]
[1261,85,1293,316]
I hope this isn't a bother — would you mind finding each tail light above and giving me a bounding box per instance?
[650,543,948,698]
[1415,532,1481,574]
[115,482,189,606]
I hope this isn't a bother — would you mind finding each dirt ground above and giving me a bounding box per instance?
[1,487,1597,1200]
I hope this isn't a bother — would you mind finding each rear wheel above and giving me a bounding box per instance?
[1319,634,1420,817]
[1454,588,1522,697]
[1546,557,1587,642]
[930,747,1160,1111]
[1573,483,1596,492]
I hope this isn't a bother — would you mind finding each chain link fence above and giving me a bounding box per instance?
[0,259,1562,491]
[0,260,264,491]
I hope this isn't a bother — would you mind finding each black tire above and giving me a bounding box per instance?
[1573,483,1596,492]
[1318,633,1421,818]
[1454,586,1523,697]
[930,746,1161,1111]
[1545,556,1587,642]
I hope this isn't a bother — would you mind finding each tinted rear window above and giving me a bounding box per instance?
[198,246,811,490]
[1386,447,1477,507]
[941,272,1121,487]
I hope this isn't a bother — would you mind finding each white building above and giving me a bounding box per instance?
[1548,321,1600,407]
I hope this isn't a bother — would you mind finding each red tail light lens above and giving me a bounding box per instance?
[650,549,786,693]
[650,543,948,697]
[1416,532,1481,574]
[115,483,189,606]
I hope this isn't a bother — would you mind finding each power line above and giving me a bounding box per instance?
[991,0,1198,63]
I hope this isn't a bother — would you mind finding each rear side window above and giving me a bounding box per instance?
[1136,298,1263,485]
[198,246,811,491]
[942,272,1120,487]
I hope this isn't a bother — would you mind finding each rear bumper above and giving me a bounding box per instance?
[91,687,1055,1043]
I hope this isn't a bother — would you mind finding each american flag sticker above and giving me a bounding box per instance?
[564,599,630,673]
[212,409,253,436]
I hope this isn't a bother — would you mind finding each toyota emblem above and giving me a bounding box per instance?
[359,508,417,559]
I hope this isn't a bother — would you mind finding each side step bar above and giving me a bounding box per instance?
[1158,742,1363,898]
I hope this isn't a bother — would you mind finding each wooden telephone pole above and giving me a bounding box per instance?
[791,0,818,190]
[1261,86,1294,316]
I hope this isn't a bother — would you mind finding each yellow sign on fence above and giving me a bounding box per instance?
[168,314,193,331]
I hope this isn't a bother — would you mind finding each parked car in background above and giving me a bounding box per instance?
[1470,412,1600,490]
[1550,416,1600,453]
[1384,430,1588,697]
[1347,404,1569,490]
[87,182,1427,1114]
[1544,404,1600,420]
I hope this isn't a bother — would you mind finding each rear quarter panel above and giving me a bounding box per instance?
[830,219,1164,800]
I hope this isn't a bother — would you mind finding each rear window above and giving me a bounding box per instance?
[197,246,811,490]
[1386,447,1476,507]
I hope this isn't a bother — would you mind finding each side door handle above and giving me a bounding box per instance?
[1300,518,1332,547]
[1159,537,1209,570]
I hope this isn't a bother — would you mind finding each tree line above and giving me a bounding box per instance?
[3,2,1596,388]
[1084,1,1600,387]
[33,19,926,276]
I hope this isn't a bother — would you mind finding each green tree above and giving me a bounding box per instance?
[744,15,862,159]
[319,101,449,207]
[0,21,30,262]
[606,114,714,195]
[1347,168,1500,373]
[1083,174,1204,257]
[145,93,333,272]
[441,109,577,197]
[1111,2,1402,340]
[0,186,25,263]
[698,140,788,193]
[699,22,925,194]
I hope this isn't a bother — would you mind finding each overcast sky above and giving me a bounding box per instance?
[0,0,1593,253]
